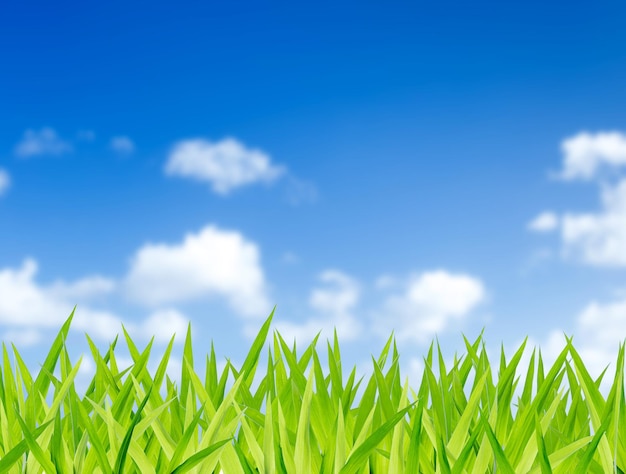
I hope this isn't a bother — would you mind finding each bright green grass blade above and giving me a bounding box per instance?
[405,395,427,473]
[276,397,296,473]
[566,337,615,473]
[170,438,232,474]
[436,434,453,474]
[371,356,394,422]
[573,412,611,474]
[294,367,315,470]
[339,403,415,474]
[446,369,489,460]
[479,407,515,474]
[240,307,275,387]
[264,391,277,474]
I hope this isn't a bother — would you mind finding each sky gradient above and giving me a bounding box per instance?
[2,1,626,399]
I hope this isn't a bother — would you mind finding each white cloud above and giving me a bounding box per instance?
[558,179,626,266]
[48,275,116,301]
[528,211,559,232]
[124,225,272,318]
[0,169,10,196]
[1,328,42,347]
[556,131,626,181]
[14,127,72,157]
[272,270,362,343]
[374,270,486,344]
[165,137,286,195]
[110,136,135,154]
[0,258,184,345]
[139,309,191,343]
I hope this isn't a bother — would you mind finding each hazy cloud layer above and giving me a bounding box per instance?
[110,136,135,154]
[124,225,272,318]
[14,128,72,157]
[165,137,286,195]
[0,169,10,196]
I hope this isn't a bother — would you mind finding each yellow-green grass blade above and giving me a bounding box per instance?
[13,412,56,474]
[534,412,553,474]
[0,420,53,473]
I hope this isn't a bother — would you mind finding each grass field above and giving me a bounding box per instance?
[0,306,624,473]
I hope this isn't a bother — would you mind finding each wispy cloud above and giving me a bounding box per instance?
[527,211,559,232]
[0,169,10,196]
[373,270,486,344]
[271,270,362,343]
[124,224,272,318]
[14,127,72,157]
[76,130,96,141]
[165,137,286,195]
[110,136,135,154]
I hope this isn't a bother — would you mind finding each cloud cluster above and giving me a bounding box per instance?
[165,137,286,195]
[0,223,275,346]
[530,131,626,267]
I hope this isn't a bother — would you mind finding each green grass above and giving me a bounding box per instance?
[0,306,624,473]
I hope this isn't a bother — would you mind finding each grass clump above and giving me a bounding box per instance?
[0,306,624,473]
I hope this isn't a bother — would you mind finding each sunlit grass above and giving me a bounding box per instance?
[0,306,624,473]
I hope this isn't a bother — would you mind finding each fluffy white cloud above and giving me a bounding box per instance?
[558,179,626,266]
[374,270,486,344]
[110,136,135,154]
[528,211,559,232]
[164,137,286,195]
[557,131,626,181]
[0,169,10,196]
[272,270,362,344]
[0,258,185,346]
[124,225,272,318]
[14,128,72,157]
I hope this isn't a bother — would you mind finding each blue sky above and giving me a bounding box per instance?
[1,1,626,398]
